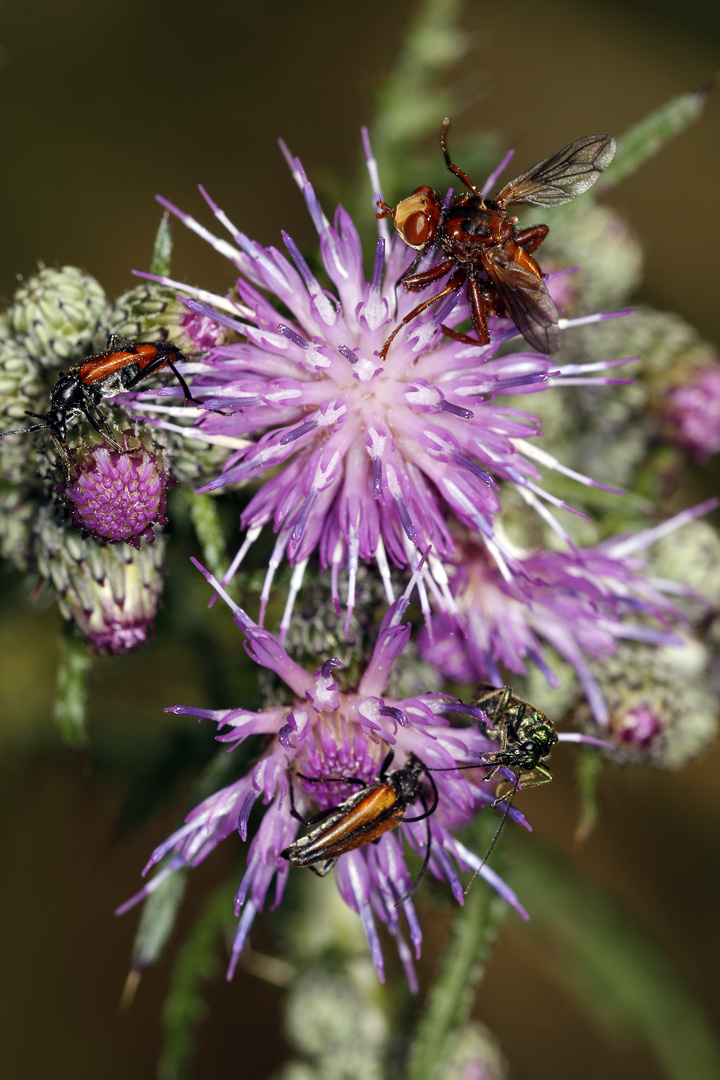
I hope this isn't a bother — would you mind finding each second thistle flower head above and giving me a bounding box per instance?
[141,130,626,629]
[118,565,530,989]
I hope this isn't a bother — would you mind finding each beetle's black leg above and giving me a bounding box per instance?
[395,788,434,905]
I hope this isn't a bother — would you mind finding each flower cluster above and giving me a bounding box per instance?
[118,129,717,985]
[119,563,531,989]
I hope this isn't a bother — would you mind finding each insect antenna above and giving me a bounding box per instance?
[0,419,50,438]
[464,773,521,895]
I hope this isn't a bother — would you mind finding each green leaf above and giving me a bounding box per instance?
[150,212,173,278]
[373,0,466,153]
[187,490,229,583]
[158,881,236,1080]
[510,837,720,1080]
[53,630,91,748]
[132,868,187,972]
[598,78,716,191]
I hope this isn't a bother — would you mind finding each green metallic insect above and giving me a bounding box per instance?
[472,683,558,799]
[452,684,559,893]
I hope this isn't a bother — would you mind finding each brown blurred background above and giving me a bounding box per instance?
[0,1,718,1078]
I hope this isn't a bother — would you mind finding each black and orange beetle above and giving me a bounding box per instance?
[0,334,197,456]
[281,750,439,903]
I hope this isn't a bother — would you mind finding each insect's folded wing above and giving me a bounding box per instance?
[481,248,561,354]
[496,134,616,208]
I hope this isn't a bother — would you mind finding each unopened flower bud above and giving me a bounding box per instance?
[11,266,106,365]
[666,362,720,462]
[33,500,165,653]
[99,281,229,355]
[579,636,718,768]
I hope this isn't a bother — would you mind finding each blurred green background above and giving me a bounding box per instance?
[0,2,718,1078]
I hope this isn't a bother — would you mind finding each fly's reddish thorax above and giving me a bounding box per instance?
[444,201,513,252]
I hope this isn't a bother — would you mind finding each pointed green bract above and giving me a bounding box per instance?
[159,882,235,1080]
[151,212,174,278]
[187,491,229,584]
[131,869,187,973]
[598,79,715,190]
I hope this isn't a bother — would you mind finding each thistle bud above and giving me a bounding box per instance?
[34,501,165,654]
[99,281,228,355]
[666,361,720,462]
[11,266,106,365]
[579,636,718,769]
[59,433,170,547]
[0,338,47,485]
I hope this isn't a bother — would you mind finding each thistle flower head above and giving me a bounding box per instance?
[419,501,717,727]
[118,564,530,989]
[136,131,629,633]
[59,433,170,547]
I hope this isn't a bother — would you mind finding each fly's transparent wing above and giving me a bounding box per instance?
[482,247,561,354]
[496,134,616,208]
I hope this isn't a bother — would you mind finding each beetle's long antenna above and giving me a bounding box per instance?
[464,775,521,894]
[0,421,49,438]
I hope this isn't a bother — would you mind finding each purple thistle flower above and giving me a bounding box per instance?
[132,130,631,632]
[667,361,720,461]
[59,434,169,547]
[418,500,717,727]
[118,563,531,990]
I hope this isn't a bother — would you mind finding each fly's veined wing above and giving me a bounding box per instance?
[495,134,616,208]
[482,247,561,354]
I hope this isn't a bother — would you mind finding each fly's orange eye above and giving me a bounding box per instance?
[393,188,440,251]
[403,211,435,247]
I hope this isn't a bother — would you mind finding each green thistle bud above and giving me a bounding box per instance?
[446,1022,510,1080]
[33,500,165,653]
[11,266,106,366]
[0,486,38,569]
[517,306,718,495]
[0,339,47,486]
[649,520,720,620]
[0,338,45,424]
[98,282,187,347]
[578,635,718,769]
[542,202,643,313]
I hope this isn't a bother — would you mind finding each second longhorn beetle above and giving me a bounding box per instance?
[281,685,558,902]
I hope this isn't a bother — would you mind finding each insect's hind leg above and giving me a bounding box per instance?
[515,224,549,255]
